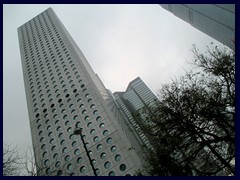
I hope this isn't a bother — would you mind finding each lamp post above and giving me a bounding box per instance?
[73,125,98,176]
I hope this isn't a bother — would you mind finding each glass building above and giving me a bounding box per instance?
[160,4,235,50]
[113,77,157,152]
[18,7,143,176]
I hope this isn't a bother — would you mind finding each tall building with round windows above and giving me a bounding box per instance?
[18,7,143,176]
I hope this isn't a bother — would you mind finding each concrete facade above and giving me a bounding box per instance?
[18,8,143,176]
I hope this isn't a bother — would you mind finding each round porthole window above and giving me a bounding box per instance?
[106,137,112,144]
[104,161,111,169]
[80,166,86,173]
[99,123,105,128]
[72,141,77,147]
[90,129,96,135]
[60,140,66,145]
[111,146,117,153]
[95,168,100,175]
[93,136,99,142]
[100,152,106,159]
[103,130,109,136]
[77,157,82,164]
[115,154,121,161]
[65,155,70,162]
[84,116,89,121]
[73,115,79,121]
[97,144,102,151]
[44,159,50,166]
[62,147,67,153]
[87,122,92,127]
[96,116,101,122]
[120,164,127,171]
[55,161,60,168]
[93,110,98,115]
[74,149,80,155]
[109,171,115,176]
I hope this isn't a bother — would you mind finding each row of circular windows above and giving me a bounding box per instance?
[22,23,59,53]
[23,33,63,59]
[25,56,80,95]
[39,117,109,150]
[43,146,123,174]
[28,68,81,94]
[22,14,60,50]
[24,12,58,41]
[26,57,74,76]
[22,30,60,50]
[30,81,86,105]
[42,144,118,163]
[22,35,65,57]
[28,72,80,93]
[27,60,78,89]
[25,43,68,67]
[36,115,97,142]
[45,162,127,176]
[34,89,93,117]
[39,127,110,145]
[41,138,115,166]
[21,11,58,47]
[34,96,91,112]
[37,117,104,144]
[28,73,78,95]
[34,95,93,118]
[22,25,64,61]
[31,77,83,95]
[33,90,87,109]
[44,155,123,173]
[42,140,116,161]
[36,108,97,128]
[35,100,96,117]
[25,41,68,65]
[24,39,68,62]
[41,136,113,153]
[26,57,74,78]
[31,80,84,103]
[38,121,106,145]
[37,115,102,137]
[38,121,106,148]
[21,31,79,98]
[37,113,103,134]
[40,125,111,158]
[32,91,92,116]
[29,80,83,99]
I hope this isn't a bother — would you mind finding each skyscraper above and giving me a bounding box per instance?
[113,77,157,151]
[160,4,235,49]
[18,8,143,176]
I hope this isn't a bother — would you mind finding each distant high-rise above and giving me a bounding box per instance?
[160,4,235,49]
[18,8,143,176]
[113,77,157,151]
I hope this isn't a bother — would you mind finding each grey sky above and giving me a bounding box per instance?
[3,4,222,155]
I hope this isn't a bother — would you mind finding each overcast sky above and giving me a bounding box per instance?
[3,4,222,155]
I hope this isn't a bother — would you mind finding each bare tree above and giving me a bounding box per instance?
[3,143,71,176]
[135,44,235,176]
[23,146,71,176]
[3,143,23,176]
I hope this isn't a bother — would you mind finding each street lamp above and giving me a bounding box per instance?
[73,125,98,176]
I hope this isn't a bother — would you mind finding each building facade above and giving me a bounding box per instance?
[113,77,157,152]
[18,8,143,176]
[160,4,235,50]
